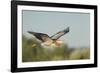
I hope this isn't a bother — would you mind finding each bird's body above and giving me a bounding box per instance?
[41,40,63,48]
[28,27,69,49]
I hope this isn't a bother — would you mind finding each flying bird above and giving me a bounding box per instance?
[28,27,69,49]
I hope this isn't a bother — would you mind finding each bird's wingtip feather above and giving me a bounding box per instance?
[27,31,35,34]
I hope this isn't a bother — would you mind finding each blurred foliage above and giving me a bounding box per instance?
[22,35,90,62]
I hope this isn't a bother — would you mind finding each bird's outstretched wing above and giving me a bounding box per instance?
[51,27,69,40]
[28,31,53,42]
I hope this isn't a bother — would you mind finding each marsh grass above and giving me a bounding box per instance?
[22,35,90,62]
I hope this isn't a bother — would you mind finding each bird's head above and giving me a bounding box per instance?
[54,40,63,47]
[41,40,63,48]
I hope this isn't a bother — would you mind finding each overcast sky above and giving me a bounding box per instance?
[22,10,90,48]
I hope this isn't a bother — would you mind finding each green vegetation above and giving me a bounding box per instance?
[22,35,90,62]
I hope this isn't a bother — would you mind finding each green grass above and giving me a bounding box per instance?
[22,35,90,62]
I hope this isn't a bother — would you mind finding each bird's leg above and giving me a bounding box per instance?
[32,43,37,48]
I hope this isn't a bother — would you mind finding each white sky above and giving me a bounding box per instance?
[22,10,90,48]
